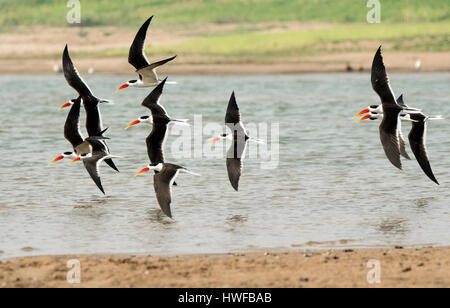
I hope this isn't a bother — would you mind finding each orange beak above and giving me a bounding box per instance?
[50,155,64,165]
[210,137,221,144]
[353,108,370,119]
[115,83,129,93]
[125,119,141,130]
[71,157,81,164]
[59,102,72,111]
[357,114,372,123]
[135,167,150,176]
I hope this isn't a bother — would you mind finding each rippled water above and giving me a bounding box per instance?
[0,73,449,259]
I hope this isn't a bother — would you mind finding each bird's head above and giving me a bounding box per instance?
[50,152,77,164]
[59,97,82,111]
[125,115,153,129]
[135,163,163,176]
[357,112,382,123]
[115,80,138,93]
[210,133,231,143]
[352,105,380,119]
[70,153,93,163]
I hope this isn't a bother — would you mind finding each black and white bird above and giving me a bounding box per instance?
[130,79,194,217]
[352,94,421,119]
[136,163,200,218]
[61,45,119,172]
[50,97,118,194]
[370,46,412,170]
[116,16,177,92]
[210,92,263,191]
[126,78,188,167]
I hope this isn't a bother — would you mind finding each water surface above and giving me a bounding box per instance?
[0,73,449,259]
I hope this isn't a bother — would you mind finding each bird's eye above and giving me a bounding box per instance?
[64,152,72,155]
[130,80,137,84]
[370,105,378,108]
[141,116,150,120]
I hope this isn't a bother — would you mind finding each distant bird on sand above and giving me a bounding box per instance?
[116,16,177,93]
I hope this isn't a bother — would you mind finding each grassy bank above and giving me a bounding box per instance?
[0,0,448,28]
[79,22,450,61]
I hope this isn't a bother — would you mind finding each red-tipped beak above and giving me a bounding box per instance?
[125,119,141,130]
[353,108,370,119]
[71,157,81,164]
[210,137,221,144]
[357,114,372,123]
[59,102,72,111]
[135,167,150,176]
[50,155,64,165]
[115,83,129,93]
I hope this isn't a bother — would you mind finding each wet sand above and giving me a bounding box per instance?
[1,247,448,288]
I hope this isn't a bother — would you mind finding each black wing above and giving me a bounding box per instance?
[371,46,398,107]
[379,107,403,170]
[408,114,439,185]
[128,17,153,70]
[63,45,93,98]
[83,155,106,195]
[153,165,181,218]
[146,122,169,164]
[142,77,170,120]
[226,138,247,191]
[64,97,84,148]
[226,158,243,192]
[138,55,177,73]
[225,91,241,125]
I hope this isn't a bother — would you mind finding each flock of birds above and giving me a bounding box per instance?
[50,16,258,218]
[353,47,442,185]
[49,17,442,219]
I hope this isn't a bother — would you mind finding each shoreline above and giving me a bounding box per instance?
[1,246,449,287]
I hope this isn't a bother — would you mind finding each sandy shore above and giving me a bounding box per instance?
[1,26,449,74]
[1,247,448,288]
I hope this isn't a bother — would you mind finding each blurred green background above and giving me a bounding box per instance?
[0,0,448,64]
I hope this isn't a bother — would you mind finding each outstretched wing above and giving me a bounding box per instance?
[408,115,439,185]
[83,156,106,195]
[153,167,180,218]
[371,46,398,107]
[128,17,153,70]
[137,55,177,84]
[63,45,93,98]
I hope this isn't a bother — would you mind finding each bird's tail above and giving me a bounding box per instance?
[180,169,201,176]
[171,119,190,126]
[99,99,114,105]
[249,138,265,144]
[427,115,444,121]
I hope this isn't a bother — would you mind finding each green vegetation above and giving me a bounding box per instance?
[0,0,448,28]
[74,22,449,61]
